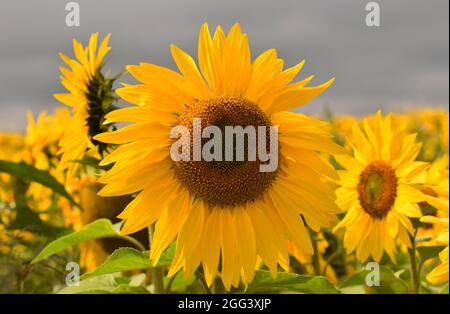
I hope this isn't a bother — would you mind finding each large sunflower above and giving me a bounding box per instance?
[54,33,115,180]
[95,23,343,289]
[334,112,434,262]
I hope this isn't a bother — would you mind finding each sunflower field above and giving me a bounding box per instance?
[0,25,448,295]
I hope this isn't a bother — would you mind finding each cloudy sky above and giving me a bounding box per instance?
[0,0,448,132]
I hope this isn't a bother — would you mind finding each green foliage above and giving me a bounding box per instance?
[8,204,67,237]
[165,271,196,293]
[82,245,175,279]
[417,245,446,262]
[71,156,113,171]
[440,283,449,294]
[339,265,409,294]
[245,270,340,294]
[32,219,119,263]
[58,274,149,294]
[0,159,78,206]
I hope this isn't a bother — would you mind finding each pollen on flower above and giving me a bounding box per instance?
[172,96,279,207]
[357,160,398,219]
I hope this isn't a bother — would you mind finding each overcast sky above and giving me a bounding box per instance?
[0,0,448,132]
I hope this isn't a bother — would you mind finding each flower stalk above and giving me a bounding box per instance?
[408,232,420,294]
[148,225,165,294]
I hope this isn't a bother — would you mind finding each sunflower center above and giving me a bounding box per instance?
[172,96,279,207]
[357,161,398,219]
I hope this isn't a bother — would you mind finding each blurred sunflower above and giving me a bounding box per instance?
[334,111,432,262]
[416,155,449,244]
[393,108,449,161]
[330,114,359,148]
[0,133,25,204]
[287,234,339,284]
[420,159,449,285]
[23,109,70,212]
[94,23,343,289]
[421,215,449,284]
[54,33,116,180]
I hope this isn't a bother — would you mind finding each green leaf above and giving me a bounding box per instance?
[111,284,149,294]
[245,270,339,294]
[58,274,117,294]
[339,265,409,294]
[0,160,78,206]
[164,271,195,293]
[440,283,449,294]
[32,219,118,263]
[417,245,446,262]
[82,243,175,279]
[421,204,438,216]
[155,242,175,267]
[82,248,150,279]
[8,204,66,237]
[58,274,148,294]
[71,156,112,171]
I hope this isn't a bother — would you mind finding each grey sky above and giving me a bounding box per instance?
[0,0,448,132]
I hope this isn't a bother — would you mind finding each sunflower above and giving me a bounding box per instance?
[94,23,343,289]
[416,155,449,244]
[24,109,70,169]
[393,108,449,161]
[330,114,359,148]
[54,33,116,180]
[420,159,449,285]
[287,234,339,284]
[0,133,25,204]
[334,111,435,262]
[420,215,449,284]
[24,109,70,211]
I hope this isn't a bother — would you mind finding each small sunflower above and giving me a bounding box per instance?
[421,215,449,284]
[287,234,339,284]
[334,111,433,262]
[0,133,25,204]
[24,108,70,211]
[416,155,449,243]
[393,108,449,161]
[420,163,449,285]
[54,33,116,180]
[94,23,343,289]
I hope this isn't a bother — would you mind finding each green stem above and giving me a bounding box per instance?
[311,232,321,276]
[322,251,340,276]
[165,273,177,294]
[408,233,420,294]
[113,235,146,251]
[196,271,212,294]
[148,225,165,294]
